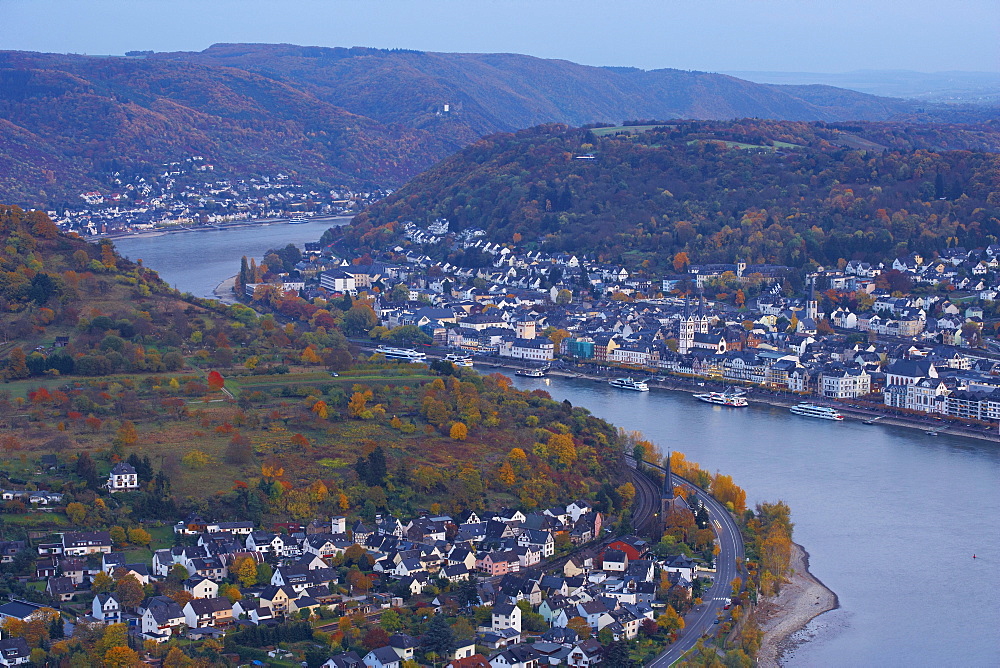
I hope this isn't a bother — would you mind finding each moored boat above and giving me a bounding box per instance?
[789,403,844,420]
[609,377,649,391]
[515,367,548,377]
[694,390,749,407]
[444,353,474,367]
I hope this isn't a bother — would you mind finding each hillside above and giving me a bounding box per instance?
[0,205,627,525]
[334,120,1000,271]
[1,44,979,208]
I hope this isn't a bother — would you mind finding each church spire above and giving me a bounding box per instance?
[663,451,673,499]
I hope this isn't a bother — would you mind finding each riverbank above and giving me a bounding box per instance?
[754,542,838,667]
[477,359,1000,443]
[95,215,351,241]
[213,275,238,305]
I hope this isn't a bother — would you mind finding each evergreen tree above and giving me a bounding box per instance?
[421,614,456,657]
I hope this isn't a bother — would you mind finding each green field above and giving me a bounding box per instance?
[590,124,675,137]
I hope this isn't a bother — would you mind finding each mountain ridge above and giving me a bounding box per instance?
[0,44,994,207]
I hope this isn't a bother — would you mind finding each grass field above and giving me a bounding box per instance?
[589,124,676,137]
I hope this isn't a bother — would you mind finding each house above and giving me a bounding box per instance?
[447,655,490,668]
[566,639,603,667]
[106,462,139,492]
[323,652,366,668]
[605,536,647,561]
[388,633,421,661]
[363,646,402,668]
[46,577,76,602]
[182,597,234,628]
[258,585,297,614]
[184,576,219,600]
[232,599,275,626]
[61,531,112,556]
[139,596,185,639]
[492,601,522,633]
[90,593,121,624]
[601,549,628,572]
[489,644,540,668]
[0,638,30,667]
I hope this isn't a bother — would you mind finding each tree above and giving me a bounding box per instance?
[421,614,455,658]
[566,616,591,639]
[233,556,258,588]
[6,348,29,379]
[92,571,114,594]
[127,528,151,547]
[182,450,211,470]
[104,646,140,668]
[363,627,391,651]
[65,502,86,524]
[603,640,637,668]
[226,432,253,464]
[555,289,573,305]
[114,421,138,448]
[450,422,468,441]
[207,370,225,391]
[114,574,144,609]
[672,252,690,273]
[312,399,330,420]
[110,526,128,547]
[342,303,379,336]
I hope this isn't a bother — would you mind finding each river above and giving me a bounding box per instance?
[113,223,999,666]
[112,218,348,298]
[510,375,1000,667]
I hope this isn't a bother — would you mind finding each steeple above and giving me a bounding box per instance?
[663,451,673,499]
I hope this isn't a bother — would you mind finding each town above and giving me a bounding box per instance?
[243,218,1000,431]
[0,456,711,668]
[49,157,385,236]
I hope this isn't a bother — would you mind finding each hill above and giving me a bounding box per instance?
[0,205,627,525]
[2,44,983,208]
[333,119,1000,271]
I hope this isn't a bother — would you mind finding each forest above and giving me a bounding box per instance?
[339,120,1000,273]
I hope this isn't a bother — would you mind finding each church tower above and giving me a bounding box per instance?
[678,295,694,354]
[660,452,693,539]
[806,276,818,321]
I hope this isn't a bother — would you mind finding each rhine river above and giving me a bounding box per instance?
[114,223,1000,666]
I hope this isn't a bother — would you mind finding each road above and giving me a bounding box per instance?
[628,457,746,667]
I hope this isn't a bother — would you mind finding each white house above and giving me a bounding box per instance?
[106,462,139,492]
[92,593,121,623]
[491,601,521,633]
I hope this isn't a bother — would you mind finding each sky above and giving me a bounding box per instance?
[2,0,998,73]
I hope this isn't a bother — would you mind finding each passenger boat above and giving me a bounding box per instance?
[444,353,474,367]
[288,215,309,224]
[375,345,427,363]
[515,367,547,377]
[789,403,844,420]
[608,377,649,391]
[694,389,749,407]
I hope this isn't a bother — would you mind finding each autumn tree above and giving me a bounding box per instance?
[226,432,253,464]
[114,574,144,609]
[232,556,258,588]
[207,370,225,391]
[673,252,690,273]
[450,422,468,441]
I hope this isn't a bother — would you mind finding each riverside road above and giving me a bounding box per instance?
[629,458,746,666]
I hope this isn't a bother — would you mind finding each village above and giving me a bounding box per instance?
[51,157,383,236]
[0,456,707,668]
[247,219,1000,429]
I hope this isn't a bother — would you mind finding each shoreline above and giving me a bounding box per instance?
[754,542,839,667]
[212,275,239,305]
[491,362,1000,444]
[92,215,351,241]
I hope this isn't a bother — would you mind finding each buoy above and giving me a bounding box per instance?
[973,554,976,559]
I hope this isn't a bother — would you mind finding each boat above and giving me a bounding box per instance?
[374,345,427,363]
[444,353,474,367]
[609,377,649,391]
[694,389,749,407]
[789,403,844,420]
[288,215,309,224]
[515,367,547,378]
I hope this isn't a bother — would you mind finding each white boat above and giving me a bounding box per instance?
[694,390,748,407]
[515,367,547,377]
[288,215,309,224]
[789,403,844,420]
[609,377,649,391]
[444,353,474,367]
[375,345,427,363]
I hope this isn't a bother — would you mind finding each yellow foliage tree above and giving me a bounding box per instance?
[312,400,329,420]
[450,422,468,441]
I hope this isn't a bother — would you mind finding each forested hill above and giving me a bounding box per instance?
[339,120,1000,271]
[2,44,988,207]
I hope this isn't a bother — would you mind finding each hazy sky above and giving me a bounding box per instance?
[3,0,998,73]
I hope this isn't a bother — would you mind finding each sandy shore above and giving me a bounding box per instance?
[754,542,838,667]
[213,275,238,304]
